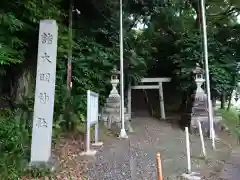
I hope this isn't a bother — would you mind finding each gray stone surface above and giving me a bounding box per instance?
[220,148,240,180]
[191,99,223,136]
[84,116,230,180]
[27,154,59,172]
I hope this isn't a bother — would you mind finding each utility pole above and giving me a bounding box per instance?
[67,0,73,90]
[119,0,128,138]
[200,0,215,149]
[65,0,73,130]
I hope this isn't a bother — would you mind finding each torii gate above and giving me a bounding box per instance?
[127,77,171,119]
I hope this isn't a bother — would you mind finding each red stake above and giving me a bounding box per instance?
[156,152,163,180]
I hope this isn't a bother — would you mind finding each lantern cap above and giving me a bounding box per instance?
[193,63,203,74]
[111,66,120,75]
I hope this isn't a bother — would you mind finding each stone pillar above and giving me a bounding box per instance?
[30,20,58,165]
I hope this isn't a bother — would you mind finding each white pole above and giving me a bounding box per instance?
[209,102,216,149]
[185,127,191,174]
[197,120,206,157]
[200,0,215,147]
[86,91,91,152]
[119,0,128,138]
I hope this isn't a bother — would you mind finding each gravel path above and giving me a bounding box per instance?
[84,116,232,180]
[219,148,240,180]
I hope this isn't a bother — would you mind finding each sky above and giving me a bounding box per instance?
[135,23,146,30]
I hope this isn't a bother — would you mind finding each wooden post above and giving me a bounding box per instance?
[156,153,163,180]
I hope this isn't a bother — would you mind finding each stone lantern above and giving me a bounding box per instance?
[100,67,133,132]
[109,67,120,98]
[190,63,222,136]
[193,63,205,100]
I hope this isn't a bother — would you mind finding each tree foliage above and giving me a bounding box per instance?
[1,0,240,178]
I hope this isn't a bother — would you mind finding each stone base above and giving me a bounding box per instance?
[127,121,134,133]
[181,172,201,180]
[27,156,58,172]
[115,120,134,132]
[80,149,97,156]
[101,112,134,133]
[191,116,222,136]
[92,141,103,146]
[118,128,128,139]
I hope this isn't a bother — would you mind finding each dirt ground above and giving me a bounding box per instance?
[21,114,239,179]
[83,116,237,179]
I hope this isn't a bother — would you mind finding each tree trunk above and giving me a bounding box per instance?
[14,68,34,104]
[212,96,216,108]
[220,92,225,109]
[179,90,187,113]
[227,75,237,111]
[9,67,35,131]
[188,0,202,27]
[227,90,234,111]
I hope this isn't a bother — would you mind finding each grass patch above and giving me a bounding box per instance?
[217,108,240,142]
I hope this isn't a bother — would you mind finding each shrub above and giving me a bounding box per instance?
[0,109,30,179]
[219,108,240,143]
